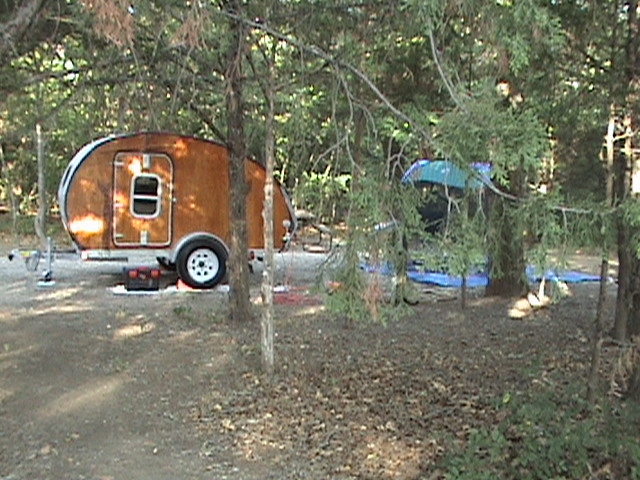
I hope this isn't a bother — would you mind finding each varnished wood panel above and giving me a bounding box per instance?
[63,132,293,252]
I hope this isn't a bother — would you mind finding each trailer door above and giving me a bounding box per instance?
[113,153,173,247]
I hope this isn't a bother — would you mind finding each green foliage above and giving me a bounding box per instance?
[416,192,487,278]
[440,385,640,480]
[325,161,422,323]
[441,218,486,278]
[0,213,68,247]
[523,194,615,271]
[399,0,446,30]
[324,243,371,323]
[295,169,350,222]
[495,0,566,75]
[437,85,549,188]
[519,191,570,271]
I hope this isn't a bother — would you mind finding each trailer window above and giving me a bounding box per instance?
[131,175,161,217]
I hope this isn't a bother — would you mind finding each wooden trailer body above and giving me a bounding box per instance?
[58,132,296,288]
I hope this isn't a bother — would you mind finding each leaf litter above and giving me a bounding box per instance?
[193,282,615,479]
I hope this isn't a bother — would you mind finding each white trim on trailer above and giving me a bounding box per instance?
[80,249,171,261]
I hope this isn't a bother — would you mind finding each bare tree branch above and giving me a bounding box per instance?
[427,28,468,113]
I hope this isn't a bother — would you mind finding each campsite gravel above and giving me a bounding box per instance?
[0,249,328,480]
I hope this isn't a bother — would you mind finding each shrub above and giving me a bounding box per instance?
[439,385,640,480]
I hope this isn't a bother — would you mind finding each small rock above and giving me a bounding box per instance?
[39,444,54,456]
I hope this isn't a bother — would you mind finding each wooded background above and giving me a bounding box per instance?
[1,0,638,335]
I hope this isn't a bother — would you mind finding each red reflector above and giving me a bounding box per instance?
[123,267,160,291]
[249,251,255,261]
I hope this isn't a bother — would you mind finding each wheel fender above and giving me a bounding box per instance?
[170,233,229,263]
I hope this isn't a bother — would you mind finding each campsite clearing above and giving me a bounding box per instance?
[0,244,624,479]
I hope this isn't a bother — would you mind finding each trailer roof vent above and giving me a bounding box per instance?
[131,174,161,217]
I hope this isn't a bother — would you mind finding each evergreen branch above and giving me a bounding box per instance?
[12,56,134,87]
[152,67,227,142]
[218,8,616,222]
[182,98,228,144]
[217,9,435,145]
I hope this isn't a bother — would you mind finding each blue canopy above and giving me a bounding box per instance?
[402,160,491,189]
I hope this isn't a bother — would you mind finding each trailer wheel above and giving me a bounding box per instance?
[176,238,227,289]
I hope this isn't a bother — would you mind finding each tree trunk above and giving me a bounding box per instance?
[224,0,253,322]
[608,1,640,403]
[0,0,46,58]
[627,361,640,402]
[0,143,18,240]
[615,215,632,340]
[613,0,640,340]
[605,105,615,203]
[460,275,467,310]
[34,123,47,248]
[485,195,528,297]
[587,259,609,403]
[623,110,640,336]
[619,215,640,339]
[589,111,617,403]
[260,41,276,376]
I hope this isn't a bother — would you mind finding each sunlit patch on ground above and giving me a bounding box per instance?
[27,303,93,316]
[37,375,126,419]
[354,431,440,479]
[0,344,35,365]
[34,286,82,301]
[291,304,326,316]
[112,322,155,340]
[0,387,14,404]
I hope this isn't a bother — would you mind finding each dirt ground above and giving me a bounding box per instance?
[0,242,620,480]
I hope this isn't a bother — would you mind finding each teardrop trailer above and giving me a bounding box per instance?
[57,132,297,289]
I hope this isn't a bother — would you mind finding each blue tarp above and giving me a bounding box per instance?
[401,159,491,189]
[407,270,490,287]
[361,262,604,287]
[525,265,602,284]
[406,269,602,287]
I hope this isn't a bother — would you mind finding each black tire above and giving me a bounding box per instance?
[156,257,177,271]
[176,238,227,289]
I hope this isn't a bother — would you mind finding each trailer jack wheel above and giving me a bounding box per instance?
[176,239,227,289]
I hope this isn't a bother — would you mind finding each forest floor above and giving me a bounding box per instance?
[0,230,628,480]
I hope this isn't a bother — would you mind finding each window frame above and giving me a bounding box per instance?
[130,173,162,219]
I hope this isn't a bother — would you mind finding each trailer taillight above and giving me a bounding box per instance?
[123,267,161,291]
